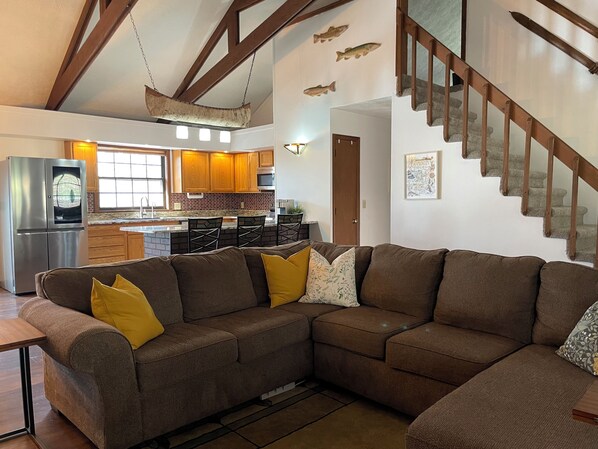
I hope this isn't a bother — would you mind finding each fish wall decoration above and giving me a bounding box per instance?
[313,25,349,43]
[304,82,336,97]
[336,43,381,61]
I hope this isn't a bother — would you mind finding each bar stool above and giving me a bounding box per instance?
[237,215,266,247]
[187,217,223,253]
[276,214,303,245]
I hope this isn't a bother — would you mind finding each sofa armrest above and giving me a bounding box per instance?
[19,297,135,374]
[19,298,143,449]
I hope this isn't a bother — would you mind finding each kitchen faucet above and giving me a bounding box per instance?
[139,196,153,218]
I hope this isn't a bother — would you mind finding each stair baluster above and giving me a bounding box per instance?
[521,117,534,215]
[443,53,452,142]
[544,137,556,237]
[396,8,406,95]
[568,156,580,259]
[462,68,470,159]
[427,39,435,126]
[411,26,418,111]
[481,84,490,176]
[501,100,512,195]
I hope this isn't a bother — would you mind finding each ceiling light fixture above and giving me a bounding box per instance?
[284,143,307,156]
[176,126,189,139]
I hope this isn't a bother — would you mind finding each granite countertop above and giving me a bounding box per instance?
[88,211,269,226]
[122,220,318,234]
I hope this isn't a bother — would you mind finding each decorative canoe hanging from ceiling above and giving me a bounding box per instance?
[130,10,253,128]
[145,86,252,128]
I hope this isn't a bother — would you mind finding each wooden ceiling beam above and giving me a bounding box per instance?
[287,0,354,26]
[57,0,98,78]
[99,0,112,15]
[178,0,316,103]
[173,0,267,99]
[46,0,138,111]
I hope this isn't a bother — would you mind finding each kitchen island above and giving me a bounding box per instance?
[122,220,316,257]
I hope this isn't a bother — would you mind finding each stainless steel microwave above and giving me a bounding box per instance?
[257,167,275,191]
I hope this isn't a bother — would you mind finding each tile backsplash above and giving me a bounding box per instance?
[87,192,274,213]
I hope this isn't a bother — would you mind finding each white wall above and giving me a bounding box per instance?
[0,105,231,153]
[0,136,64,160]
[331,108,391,246]
[273,0,396,241]
[391,95,575,263]
[230,124,274,150]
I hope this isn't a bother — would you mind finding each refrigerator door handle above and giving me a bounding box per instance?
[16,229,48,235]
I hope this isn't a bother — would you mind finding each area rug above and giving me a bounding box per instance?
[135,381,411,449]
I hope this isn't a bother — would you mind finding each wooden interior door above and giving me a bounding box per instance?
[332,134,360,245]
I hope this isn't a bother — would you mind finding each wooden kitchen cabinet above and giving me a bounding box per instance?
[210,153,235,193]
[234,152,259,193]
[65,141,98,192]
[126,233,145,260]
[258,149,274,168]
[181,150,210,193]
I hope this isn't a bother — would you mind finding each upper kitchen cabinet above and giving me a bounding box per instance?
[180,150,210,193]
[258,149,274,168]
[64,141,98,192]
[234,152,259,193]
[210,153,235,193]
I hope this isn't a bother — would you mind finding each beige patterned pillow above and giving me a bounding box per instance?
[556,300,598,375]
[299,248,359,307]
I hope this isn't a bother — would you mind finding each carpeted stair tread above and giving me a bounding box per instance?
[405,90,463,108]
[402,75,449,94]
[431,116,491,134]
[574,252,595,264]
[485,168,546,180]
[550,225,596,240]
[508,187,567,208]
[416,103,478,121]
[526,205,588,218]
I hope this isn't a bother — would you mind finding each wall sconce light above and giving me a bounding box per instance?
[284,143,307,156]
[176,125,189,139]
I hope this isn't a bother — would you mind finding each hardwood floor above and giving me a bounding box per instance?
[0,288,95,449]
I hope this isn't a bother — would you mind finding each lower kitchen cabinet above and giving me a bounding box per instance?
[126,233,145,260]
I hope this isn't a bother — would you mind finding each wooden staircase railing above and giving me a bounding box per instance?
[396,2,598,266]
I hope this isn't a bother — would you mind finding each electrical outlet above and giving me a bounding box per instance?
[173,202,182,211]
[240,201,245,209]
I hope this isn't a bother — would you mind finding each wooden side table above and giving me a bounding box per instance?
[0,318,46,443]
[573,380,598,425]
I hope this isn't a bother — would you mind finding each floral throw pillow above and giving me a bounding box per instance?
[556,300,598,375]
[299,248,359,307]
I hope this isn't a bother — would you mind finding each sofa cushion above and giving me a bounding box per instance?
[276,302,343,324]
[386,322,524,386]
[171,247,257,321]
[533,261,598,346]
[310,241,372,298]
[361,244,448,319]
[241,241,311,305]
[38,257,183,326]
[134,323,237,392]
[406,345,598,449]
[312,306,426,359]
[434,250,544,343]
[195,307,309,363]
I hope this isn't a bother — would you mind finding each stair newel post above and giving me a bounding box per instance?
[397,7,406,96]
[501,100,512,195]
[411,25,418,111]
[443,53,452,142]
[461,68,471,159]
[544,137,556,237]
[568,156,580,260]
[426,39,435,126]
[521,117,534,216]
[481,83,490,176]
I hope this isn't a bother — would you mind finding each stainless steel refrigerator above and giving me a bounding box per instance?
[0,157,88,294]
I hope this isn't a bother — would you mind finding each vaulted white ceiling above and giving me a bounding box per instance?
[0,0,342,125]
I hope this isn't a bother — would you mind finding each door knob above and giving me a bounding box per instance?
[352,219,359,224]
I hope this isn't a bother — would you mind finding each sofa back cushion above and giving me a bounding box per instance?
[310,241,373,297]
[241,240,311,305]
[37,257,183,326]
[172,246,257,320]
[435,250,544,343]
[533,261,598,346]
[360,244,448,319]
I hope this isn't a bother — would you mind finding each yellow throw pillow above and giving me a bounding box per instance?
[261,246,311,308]
[91,275,164,349]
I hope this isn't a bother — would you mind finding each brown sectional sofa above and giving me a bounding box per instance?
[19,241,598,449]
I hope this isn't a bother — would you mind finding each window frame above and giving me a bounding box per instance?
[95,146,170,212]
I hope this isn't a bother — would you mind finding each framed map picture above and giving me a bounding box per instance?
[405,151,440,199]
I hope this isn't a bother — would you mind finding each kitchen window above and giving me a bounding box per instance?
[97,148,166,209]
